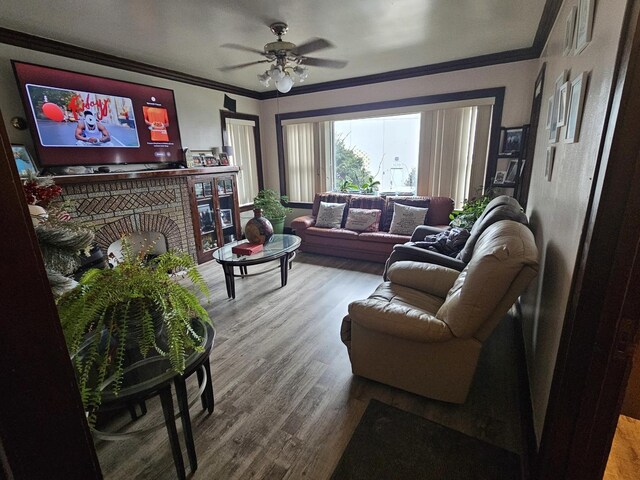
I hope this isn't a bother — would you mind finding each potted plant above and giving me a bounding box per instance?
[359,176,381,194]
[449,190,494,230]
[56,240,211,424]
[253,189,292,234]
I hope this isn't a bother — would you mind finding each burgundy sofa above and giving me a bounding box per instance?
[290,193,454,263]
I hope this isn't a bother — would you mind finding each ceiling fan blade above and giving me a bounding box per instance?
[302,57,348,69]
[294,38,334,56]
[221,43,265,55]
[218,60,270,72]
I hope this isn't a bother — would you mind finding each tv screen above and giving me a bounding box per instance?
[12,61,183,168]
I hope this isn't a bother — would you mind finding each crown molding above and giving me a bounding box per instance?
[0,27,261,99]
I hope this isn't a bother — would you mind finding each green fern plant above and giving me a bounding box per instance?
[56,240,211,424]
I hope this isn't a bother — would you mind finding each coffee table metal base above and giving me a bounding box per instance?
[221,251,295,299]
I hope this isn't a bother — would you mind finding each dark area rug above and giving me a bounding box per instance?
[331,399,521,480]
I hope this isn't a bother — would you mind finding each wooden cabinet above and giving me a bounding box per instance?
[187,170,242,264]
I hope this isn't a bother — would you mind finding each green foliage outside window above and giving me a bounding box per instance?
[335,136,374,190]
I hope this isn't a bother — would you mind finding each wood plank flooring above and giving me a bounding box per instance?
[95,253,524,479]
[604,415,640,479]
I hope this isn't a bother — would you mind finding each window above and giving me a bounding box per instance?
[221,112,263,207]
[279,94,497,209]
[334,114,420,195]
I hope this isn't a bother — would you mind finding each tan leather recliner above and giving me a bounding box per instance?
[341,220,539,403]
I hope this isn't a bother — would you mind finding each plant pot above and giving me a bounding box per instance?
[268,217,285,234]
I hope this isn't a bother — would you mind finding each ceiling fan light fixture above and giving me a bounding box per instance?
[257,72,271,87]
[217,22,345,93]
[275,74,293,93]
[293,65,309,81]
[268,65,285,80]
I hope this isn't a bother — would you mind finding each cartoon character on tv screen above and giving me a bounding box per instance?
[75,110,113,146]
[143,106,170,142]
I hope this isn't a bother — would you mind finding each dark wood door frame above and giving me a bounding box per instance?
[220,110,265,207]
[0,111,102,478]
[537,2,640,478]
[517,63,545,210]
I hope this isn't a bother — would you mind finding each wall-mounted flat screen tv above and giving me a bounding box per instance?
[12,61,183,168]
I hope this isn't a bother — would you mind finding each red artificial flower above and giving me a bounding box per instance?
[23,179,62,208]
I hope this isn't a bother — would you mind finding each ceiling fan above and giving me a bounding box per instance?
[220,22,348,93]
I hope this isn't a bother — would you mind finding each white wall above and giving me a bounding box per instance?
[0,43,260,158]
[258,60,539,191]
[521,0,629,443]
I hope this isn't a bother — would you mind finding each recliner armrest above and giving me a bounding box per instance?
[348,298,453,343]
[383,244,466,280]
[387,261,459,298]
[411,225,448,242]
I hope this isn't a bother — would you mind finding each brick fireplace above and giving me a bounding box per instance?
[56,171,197,258]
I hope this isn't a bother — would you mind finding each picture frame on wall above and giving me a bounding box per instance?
[11,145,38,177]
[556,81,570,128]
[566,72,589,143]
[494,171,507,184]
[546,95,554,130]
[575,0,595,54]
[549,70,568,143]
[563,6,578,56]
[499,127,524,154]
[545,146,556,181]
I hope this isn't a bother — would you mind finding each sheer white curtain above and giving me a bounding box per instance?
[225,118,259,206]
[284,123,330,202]
[417,105,491,208]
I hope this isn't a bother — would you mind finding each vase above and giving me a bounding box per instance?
[244,209,273,244]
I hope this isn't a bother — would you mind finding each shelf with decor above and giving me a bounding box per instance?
[187,168,241,264]
[490,126,529,194]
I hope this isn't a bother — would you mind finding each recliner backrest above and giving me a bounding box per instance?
[457,196,528,263]
[437,220,538,340]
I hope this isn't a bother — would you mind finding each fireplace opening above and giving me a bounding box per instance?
[107,231,168,266]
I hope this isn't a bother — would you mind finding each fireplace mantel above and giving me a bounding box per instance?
[53,165,239,185]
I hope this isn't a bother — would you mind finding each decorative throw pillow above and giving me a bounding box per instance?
[345,208,382,232]
[389,203,429,235]
[315,201,347,228]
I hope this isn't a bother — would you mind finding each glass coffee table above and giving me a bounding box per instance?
[212,234,301,299]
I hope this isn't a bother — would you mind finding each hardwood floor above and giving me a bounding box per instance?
[604,415,640,479]
[96,253,524,479]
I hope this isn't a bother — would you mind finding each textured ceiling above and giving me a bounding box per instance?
[1,0,547,92]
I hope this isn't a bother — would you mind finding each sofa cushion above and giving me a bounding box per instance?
[358,231,410,244]
[312,193,350,217]
[316,202,347,228]
[369,282,446,315]
[305,227,360,240]
[345,208,382,232]
[382,196,431,231]
[389,203,429,235]
[348,283,452,343]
